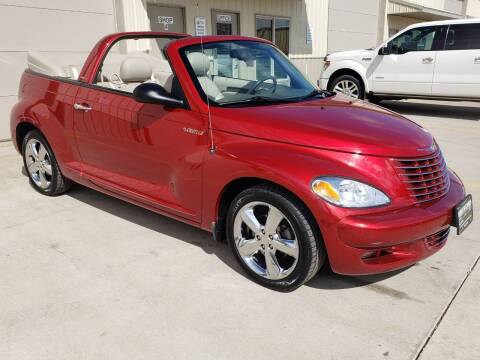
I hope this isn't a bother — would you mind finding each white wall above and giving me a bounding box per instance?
[0,0,117,140]
[327,0,383,53]
[466,0,480,17]
[116,0,329,83]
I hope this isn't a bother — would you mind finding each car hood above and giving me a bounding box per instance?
[327,48,376,60]
[211,94,435,158]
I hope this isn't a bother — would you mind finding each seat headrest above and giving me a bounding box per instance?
[187,52,210,76]
[120,57,152,82]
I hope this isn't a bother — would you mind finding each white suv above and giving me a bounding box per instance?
[320,19,480,102]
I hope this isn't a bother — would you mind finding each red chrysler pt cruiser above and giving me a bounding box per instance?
[10,33,473,290]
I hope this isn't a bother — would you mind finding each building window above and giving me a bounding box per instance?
[255,15,290,80]
[256,16,273,42]
[274,18,290,55]
[255,15,290,55]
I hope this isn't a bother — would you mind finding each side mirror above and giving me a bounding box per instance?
[378,45,390,55]
[133,83,183,108]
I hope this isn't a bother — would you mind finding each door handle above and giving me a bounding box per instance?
[73,103,92,112]
[475,57,480,64]
[422,57,433,64]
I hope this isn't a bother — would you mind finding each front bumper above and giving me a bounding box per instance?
[318,173,466,275]
[319,78,329,90]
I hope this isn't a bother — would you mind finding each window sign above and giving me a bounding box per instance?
[306,26,312,45]
[195,16,207,36]
[217,14,232,23]
[157,16,174,30]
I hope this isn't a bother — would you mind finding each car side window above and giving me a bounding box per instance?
[388,26,441,54]
[444,23,480,51]
[94,37,179,95]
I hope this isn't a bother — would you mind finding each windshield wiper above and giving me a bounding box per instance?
[217,90,333,106]
[217,96,296,106]
[300,89,333,100]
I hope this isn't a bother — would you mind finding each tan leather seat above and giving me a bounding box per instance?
[187,52,224,101]
[95,54,176,93]
[118,57,153,93]
[152,60,174,92]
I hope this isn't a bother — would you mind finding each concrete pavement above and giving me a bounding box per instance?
[0,100,479,360]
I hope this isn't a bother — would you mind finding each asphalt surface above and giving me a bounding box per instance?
[0,99,478,360]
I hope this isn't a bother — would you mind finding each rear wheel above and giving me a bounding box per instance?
[330,74,364,99]
[22,130,71,196]
[226,185,325,291]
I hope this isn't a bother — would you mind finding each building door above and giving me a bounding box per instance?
[147,4,185,33]
[212,10,239,35]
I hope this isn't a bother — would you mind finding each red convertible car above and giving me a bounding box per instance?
[10,32,473,290]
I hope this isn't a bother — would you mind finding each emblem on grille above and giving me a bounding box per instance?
[417,143,436,152]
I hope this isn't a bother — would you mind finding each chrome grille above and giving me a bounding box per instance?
[393,151,450,204]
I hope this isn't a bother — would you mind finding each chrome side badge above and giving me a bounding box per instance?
[183,127,204,136]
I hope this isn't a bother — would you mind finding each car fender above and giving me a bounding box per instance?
[200,131,389,235]
[200,136,330,231]
[324,60,371,94]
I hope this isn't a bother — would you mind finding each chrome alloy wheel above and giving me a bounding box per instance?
[233,201,299,280]
[333,80,360,98]
[24,138,52,190]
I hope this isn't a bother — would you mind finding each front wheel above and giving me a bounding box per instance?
[226,185,325,291]
[329,74,364,99]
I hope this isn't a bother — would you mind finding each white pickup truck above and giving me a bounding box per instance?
[320,18,480,103]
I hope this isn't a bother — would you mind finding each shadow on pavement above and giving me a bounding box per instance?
[307,265,410,290]
[307,265,424,302]
[67,184,246,277]
[67,184,409,292]
[380,100,480,121]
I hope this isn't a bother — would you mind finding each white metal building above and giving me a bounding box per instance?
[0,0,478,140]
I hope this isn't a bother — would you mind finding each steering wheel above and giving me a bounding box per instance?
[248,75,277,94]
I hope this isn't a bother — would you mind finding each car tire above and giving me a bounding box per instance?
[226,185,325,291]
[22,129,71,196]
[329,74,365,100]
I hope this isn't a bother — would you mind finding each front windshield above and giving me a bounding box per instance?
[181,40,318,106]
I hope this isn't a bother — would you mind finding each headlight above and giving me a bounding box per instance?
[311,177,390,208]
[323,56,331,70]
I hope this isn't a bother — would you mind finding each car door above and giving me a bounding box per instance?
[371,25,445,95]
[432,23,480,98]
[73,85,208,223]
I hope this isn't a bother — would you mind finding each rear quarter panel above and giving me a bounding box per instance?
[10,72,81,180]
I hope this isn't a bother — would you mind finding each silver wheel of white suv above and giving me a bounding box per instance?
[333,79,360,98]
[330,74,365,99]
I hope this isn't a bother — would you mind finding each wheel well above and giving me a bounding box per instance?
[328,69,364,90]
[15,122,38,154]
[216,177,321,243]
